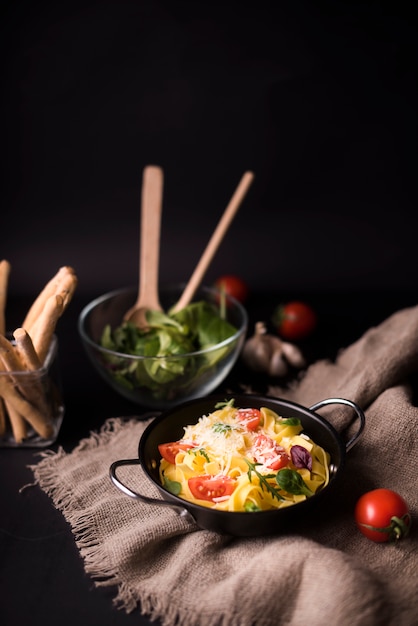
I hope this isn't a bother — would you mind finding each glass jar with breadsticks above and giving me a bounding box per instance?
[0,261,77,447]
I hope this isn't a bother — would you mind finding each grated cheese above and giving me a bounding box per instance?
[182,410,249,471]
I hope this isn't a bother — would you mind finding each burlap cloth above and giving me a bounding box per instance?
[31,306,418,626]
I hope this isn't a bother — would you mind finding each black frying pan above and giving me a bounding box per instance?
[110,394,365,536]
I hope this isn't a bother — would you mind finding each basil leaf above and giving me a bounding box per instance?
[244,501,261,512]
[290,445,313,471]
[276,468,314,498]
[280,417,301,426]
[163,476,182,496]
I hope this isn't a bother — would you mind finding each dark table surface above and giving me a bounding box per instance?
[1,289,417,626]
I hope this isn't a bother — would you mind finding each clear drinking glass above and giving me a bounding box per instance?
[0,335,64,448]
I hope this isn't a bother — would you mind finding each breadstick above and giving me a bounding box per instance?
[3,399,27,443]
[57,269,78,310]
[0,335,52,439]
[0,333,23,371]
[22,266,75,333]
[0,397,6,436]
[0,259,11,336]
[30,294,64,363]
[0,266,77,443]
[0,335,28,440]
[0,377,53,439]
[0,331,52,430]
[12,327,52,420]
[12,327,42,370]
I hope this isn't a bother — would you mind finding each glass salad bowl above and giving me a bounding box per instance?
[78,284,248,411]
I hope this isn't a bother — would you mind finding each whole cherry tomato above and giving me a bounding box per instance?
[354,488,411,542]
[273,301,317,340]
[214,275,249,304]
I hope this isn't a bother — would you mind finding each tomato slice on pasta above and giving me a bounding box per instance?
[237,408,262,431]
[188,475,236,502]
[252,434,290,470]
[158,441,196,464]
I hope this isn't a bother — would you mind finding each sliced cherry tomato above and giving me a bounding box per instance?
[252,434,290,470]
[237,408,262,431]
[158,441,196,465]
[214,275,249,304]
[273,301,317,340]
[354,488,411,542]
[188,475,236,502]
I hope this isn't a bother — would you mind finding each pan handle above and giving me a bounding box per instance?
[308,397,365,452]
[109,458,196,523]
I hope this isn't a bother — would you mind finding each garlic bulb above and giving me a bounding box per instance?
[281,341,306,369]
[242,321,306,378]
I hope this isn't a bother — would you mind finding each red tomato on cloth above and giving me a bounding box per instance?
[273,301,317,340]
[354,488,411,542]
[213,275,249,303]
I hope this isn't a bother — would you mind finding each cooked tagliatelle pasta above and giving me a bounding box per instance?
[158,399,331,512]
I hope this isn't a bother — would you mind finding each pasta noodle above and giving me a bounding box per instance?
[158,401,331,512]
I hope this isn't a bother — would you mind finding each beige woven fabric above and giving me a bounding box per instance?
[32,306,418,626]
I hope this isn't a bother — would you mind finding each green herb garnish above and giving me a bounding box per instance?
[280,417,302,426]
[214,399,235,410]
[244,501,262,512]
[275,468,314,497]
[244,459,284,502]
[212,422,234,434]
[162,474,182,495]
[187,448,210,462]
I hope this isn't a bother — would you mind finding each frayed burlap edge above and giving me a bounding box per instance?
[30,418,145,612]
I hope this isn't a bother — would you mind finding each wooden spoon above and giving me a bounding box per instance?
[124,165,164,328]
[171,171,254,313]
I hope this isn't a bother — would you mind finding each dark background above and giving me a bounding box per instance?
[0,4,417,625]
[1,0,417,302]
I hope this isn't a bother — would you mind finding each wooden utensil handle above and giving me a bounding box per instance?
[172,171,254,312]
[138,165,164,309]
